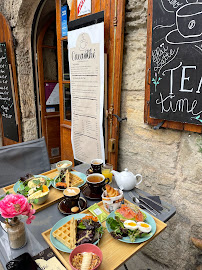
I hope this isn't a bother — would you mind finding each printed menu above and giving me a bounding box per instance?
[68,13,105,163]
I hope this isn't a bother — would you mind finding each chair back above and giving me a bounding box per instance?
[0,137,51,188]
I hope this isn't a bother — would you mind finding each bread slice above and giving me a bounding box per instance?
[52,217,76,249]
[69,173,84,187]
[65,170,70,188]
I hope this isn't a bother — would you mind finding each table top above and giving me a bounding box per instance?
[0,164,175,270]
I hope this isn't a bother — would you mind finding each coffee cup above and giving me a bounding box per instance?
[91,159,103,174]
[86,173,109,194]
[63,187,81,208]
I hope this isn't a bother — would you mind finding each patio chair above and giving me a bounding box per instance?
[0,137,51,188]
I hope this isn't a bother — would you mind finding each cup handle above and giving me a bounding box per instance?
[136,174,142,185]
[78,197,87,211]
[105,178,110,184]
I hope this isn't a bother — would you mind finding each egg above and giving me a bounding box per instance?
[123,220,138,231]
[28,180,37,189]
[137,222,151,233]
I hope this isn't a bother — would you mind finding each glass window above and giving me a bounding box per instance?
[63,83,71,120]
[43,48,58,81]
[62,40,70,81]
[43,22,57,47]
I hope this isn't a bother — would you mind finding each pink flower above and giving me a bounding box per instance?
[0,194,35,224]
[26,214,35,224]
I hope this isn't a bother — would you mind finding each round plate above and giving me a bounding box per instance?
[58,197,87,215]
[106,209,156,244]
[13,175,52,194]
[53,171,86,191]
[50,214,101,253]
[82,185,102,200]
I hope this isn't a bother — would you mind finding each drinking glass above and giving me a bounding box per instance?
[102,164,113,184]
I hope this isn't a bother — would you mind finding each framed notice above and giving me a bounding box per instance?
[68,12,104,163]
[77,0,91,16]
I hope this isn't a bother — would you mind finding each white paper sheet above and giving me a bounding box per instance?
[68,22,105,163]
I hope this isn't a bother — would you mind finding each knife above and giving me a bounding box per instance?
[134,189,170,211]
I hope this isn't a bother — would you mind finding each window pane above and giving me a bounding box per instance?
[43,48,58,81]
[61,0,67,6]
[62,40,70,81]
[64,83,71,120]
[43,21,57,47]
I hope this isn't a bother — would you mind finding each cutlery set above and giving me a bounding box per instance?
[128,190,167,216]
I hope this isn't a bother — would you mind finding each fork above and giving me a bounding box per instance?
[128,191,157,216]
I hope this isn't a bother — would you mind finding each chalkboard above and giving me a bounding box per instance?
[0,43,18,141]
[150,1,202,125]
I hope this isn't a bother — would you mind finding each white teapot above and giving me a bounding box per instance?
[112,168,142,191]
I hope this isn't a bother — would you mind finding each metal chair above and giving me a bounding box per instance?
[0,137,51,188]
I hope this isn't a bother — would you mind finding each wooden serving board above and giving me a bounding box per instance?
[42,200,167,270]
[2,169,61,213]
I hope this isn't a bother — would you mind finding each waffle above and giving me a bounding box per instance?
[69,172,84,187]
[52,217,76,249]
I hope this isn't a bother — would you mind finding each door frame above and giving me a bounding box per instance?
[56,0,126,169]
[37,15,61,163]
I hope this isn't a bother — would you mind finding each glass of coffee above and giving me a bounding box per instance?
[86,173,109,194]
[63,187,80,208]
[91,159,103,174]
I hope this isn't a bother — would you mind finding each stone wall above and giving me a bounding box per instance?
[119,0,202,269]
[0,0,39,141]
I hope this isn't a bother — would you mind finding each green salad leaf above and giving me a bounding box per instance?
[33,179,40,185]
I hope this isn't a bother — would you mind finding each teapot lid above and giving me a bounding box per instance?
[120,168,134,177]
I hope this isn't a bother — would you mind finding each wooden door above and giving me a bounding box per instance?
[37,17,61,163]
[0,13,22,145]
[56,0,126,169]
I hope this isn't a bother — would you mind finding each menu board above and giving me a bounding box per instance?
[150,1,202,125]
[0,43,18,141]
[68,12,105,163]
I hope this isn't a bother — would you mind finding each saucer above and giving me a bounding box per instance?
[82,185,102,200]
[58,197,87,215]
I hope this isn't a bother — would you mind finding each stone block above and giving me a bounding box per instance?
[22,118,38,141]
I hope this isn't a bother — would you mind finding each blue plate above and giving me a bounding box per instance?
[106,209,156,244]
[13,175,52,194]
[53,171,86,190]
[50,214,101,253]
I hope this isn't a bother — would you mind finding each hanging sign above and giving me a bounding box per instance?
[61,5,68,37]
[150,1,202,125]
[68,12,105,163]
[77,0,91,16]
